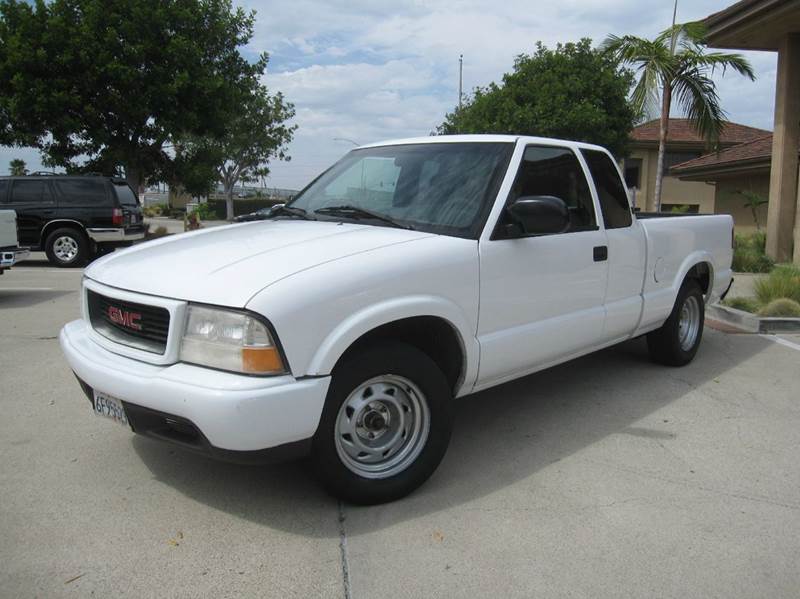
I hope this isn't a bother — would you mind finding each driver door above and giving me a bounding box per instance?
[476,144,609,388]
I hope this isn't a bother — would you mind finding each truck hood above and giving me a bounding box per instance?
[86,220,433,306]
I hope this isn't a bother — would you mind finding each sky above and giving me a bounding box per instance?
[1,0,779,190]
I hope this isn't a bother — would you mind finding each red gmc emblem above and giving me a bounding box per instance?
[107,306,143,331]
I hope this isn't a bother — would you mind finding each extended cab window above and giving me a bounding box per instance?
[581,149,632,229]
[10,179,53,204]
[505,145,596,233]
[55,179,109,205]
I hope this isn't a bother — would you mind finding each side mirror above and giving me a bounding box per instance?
[507,195,570,236]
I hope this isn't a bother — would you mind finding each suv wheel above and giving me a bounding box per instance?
[311,341,454,504]
[45,228,88,267]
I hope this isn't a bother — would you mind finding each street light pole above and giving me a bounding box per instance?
[670,0,679,54]
[458,54,463,111]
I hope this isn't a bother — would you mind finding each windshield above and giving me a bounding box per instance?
[288,142,514,238]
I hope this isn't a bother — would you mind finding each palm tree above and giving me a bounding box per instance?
[9,158,27,176]
[602,23,755,212]
[738,190,769,231]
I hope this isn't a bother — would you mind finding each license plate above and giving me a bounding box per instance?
[93,391,129,427]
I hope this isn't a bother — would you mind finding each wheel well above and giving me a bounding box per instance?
[335,316,465,394]
[685,262,711,295]
[40,220,87,247]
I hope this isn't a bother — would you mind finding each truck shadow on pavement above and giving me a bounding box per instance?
[0,288,73,308]
[132,331,767,537]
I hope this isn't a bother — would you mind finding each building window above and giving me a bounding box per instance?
[624,158,642,188]
[663,152,701,176]
[661,204,700,214]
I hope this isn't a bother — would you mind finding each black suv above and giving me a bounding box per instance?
[0,174,145,267]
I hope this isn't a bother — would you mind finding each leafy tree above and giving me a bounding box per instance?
[602,23,754,211]
[0,0,274,190]
[738,190,769,231]
[185,86,296,220]
[438,40,636,158]
[8,158,26,176]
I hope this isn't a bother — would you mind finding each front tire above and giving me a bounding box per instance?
[311,341,453,504]
[45,228,88,267]
[647,280,705,366]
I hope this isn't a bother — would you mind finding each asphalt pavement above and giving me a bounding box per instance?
[1,254,799,598]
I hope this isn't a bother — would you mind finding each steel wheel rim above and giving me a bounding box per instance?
[334,374,430,479]
[53,236,78,262]
[678,295,701,351]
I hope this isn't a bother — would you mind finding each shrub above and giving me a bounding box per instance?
[732,232,774,273]
[145,225,170,240]
[723,297,760,313]
[754,264,800,305]
[192,202,216,220]
[757,298,800,317]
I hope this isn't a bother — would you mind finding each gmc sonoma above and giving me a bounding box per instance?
[60,136,734,504]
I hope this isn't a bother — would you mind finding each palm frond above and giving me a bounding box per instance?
[683,51,756,79]
[673,68,726,145]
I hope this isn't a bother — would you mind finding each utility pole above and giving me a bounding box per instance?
[670,0,679,54]
[458,54,463,111]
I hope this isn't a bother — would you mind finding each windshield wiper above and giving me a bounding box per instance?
[314,205,413,230]
[268,204,315,220]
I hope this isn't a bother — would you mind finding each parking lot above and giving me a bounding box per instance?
[1,255,799,598]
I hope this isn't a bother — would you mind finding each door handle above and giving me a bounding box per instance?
[593,245,608,262]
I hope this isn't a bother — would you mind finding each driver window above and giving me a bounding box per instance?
[508,146,596,232]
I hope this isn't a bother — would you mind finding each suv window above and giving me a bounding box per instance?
[0,180,8,203]
[55,179,109,205]
[113,183,139,207]
[507,146,596,233]
[581,149,632,229]
[10,179,53,205]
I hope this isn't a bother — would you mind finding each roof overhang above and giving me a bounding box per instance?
[672,156,772,181]
[704,0,800,51]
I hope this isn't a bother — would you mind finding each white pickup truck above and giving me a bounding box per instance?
[0,209,29,274]
[60,135,734,503]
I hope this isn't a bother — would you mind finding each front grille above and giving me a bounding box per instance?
[87,289,170,354]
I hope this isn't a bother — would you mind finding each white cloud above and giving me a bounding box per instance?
[1,0,779,189]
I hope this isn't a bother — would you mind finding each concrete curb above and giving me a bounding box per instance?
[707,303,800,334]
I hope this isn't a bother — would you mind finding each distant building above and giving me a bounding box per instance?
[624,118,770,213]
[670,134,799,235]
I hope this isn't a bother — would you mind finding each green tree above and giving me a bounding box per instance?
[437,40,636,158]
[0,0,274,191]
[738,190,769,231]
[185,86,296,220]
[602,23,754,211]
[8,158,26,176]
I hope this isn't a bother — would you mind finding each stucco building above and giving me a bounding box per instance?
[671,134,775,234]
[702,0,800,262]
[625,118,769,213]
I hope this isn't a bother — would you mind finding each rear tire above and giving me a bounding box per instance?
[647,280,705,366]
[44,227,88,267]
[311,341,453,505]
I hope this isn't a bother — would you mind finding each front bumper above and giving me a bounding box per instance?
[60,319,330,458]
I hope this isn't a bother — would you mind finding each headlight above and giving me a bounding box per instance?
[179,305,286,375]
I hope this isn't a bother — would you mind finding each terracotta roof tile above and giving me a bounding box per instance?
[630,118,771,145]
[670,134,776,173]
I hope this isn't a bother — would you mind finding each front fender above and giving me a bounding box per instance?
[306,295,479,397]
